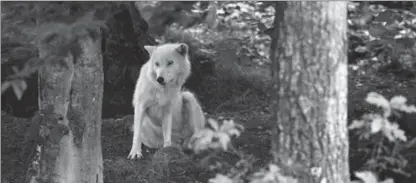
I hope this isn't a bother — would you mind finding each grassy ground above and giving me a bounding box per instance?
[2,55,416,182]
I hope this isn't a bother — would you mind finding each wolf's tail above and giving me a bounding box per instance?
[181,91,206,133]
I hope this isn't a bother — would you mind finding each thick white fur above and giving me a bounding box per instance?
[128,43,206,159]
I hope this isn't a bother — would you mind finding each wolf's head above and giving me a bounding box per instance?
[144,43,191,88]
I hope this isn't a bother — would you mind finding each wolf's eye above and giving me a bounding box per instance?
[155,62,160,67]
[167,60,174,66]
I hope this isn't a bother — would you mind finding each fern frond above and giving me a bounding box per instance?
[366,92,391,117]
[188,118,244,154]
[209,174,235,183]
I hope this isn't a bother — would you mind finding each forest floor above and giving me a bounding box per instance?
[2,56,416,183]
[100,63,416,183]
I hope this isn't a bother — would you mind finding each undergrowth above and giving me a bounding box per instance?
[199,92,416,183]
[161,24,271,116]
[349,92,416,183]
[198,64,271,115]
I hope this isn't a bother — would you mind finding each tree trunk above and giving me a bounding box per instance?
[270,2,349,183]
[35,34,104,183]
[101,3,156,118]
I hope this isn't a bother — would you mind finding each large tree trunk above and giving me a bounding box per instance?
[270,2,349,183]
[34,34,104,183]
[101,3,156,118]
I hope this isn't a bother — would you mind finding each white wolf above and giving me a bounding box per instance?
[128,43,206,159]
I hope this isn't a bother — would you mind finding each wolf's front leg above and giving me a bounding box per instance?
[128,105,145,159]
[162,108,173,147]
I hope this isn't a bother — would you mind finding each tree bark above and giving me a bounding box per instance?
[35,34,104,183]
[101,3,156,118]
[270,2,349,183]
[36,44,74,183]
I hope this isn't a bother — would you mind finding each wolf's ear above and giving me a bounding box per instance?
[175,43,188,56]
[144,45,156,55]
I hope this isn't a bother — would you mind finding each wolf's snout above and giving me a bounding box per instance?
[156,77,165,85]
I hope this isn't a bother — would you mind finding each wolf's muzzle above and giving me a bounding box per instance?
[156,77,165,85]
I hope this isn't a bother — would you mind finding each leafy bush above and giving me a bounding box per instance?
[348,2,416,76]
[191,92,416,183]
[352,171,394,183]
[142,1,275,67]
[215,1,275,66]
[1,14,107,100]
[1,2,114,99]
[349,92,416,181]
[186,118,298,183]
[149,1,415,72]
[186,118,244,154]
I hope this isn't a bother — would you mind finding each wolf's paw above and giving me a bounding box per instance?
[163,141,172,147]
[127,148,143,159]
